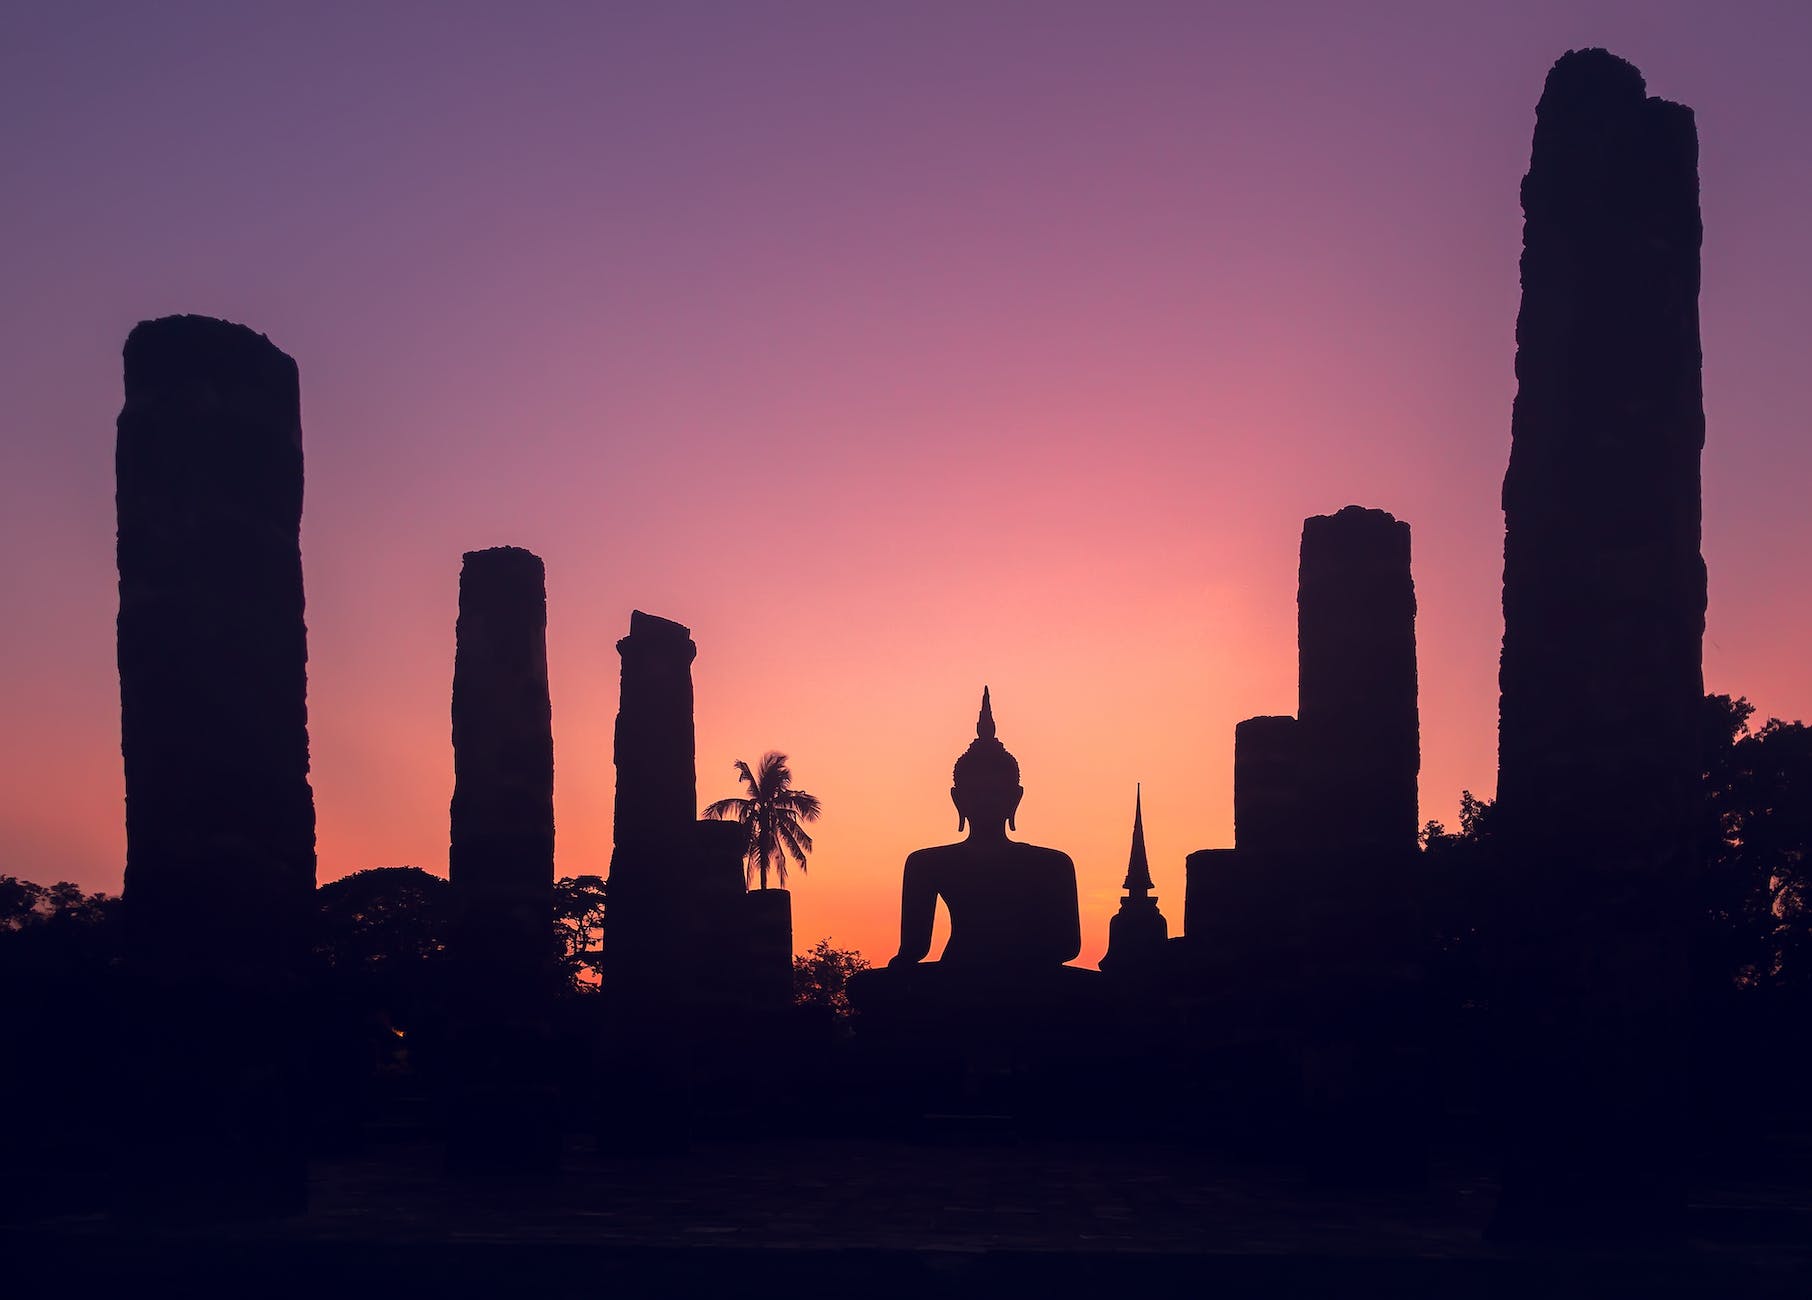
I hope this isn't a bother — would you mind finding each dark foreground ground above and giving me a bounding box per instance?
[7,1137,1811,1298]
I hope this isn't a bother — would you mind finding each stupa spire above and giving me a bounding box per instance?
[1101,783,1168,973]
[1122,784,1153,896]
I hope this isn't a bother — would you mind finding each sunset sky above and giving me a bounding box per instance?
[2,1,1808,967]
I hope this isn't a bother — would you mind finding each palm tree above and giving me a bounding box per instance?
[703,752,823,890]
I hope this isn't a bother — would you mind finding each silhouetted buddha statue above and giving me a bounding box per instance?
[888,688,1081,971]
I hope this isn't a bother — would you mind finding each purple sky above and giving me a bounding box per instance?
[2,1,1807,961]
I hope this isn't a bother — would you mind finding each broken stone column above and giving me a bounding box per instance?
[115,314,315,1215]
[601,610,701,1004]
[1295,505,1422,1182]
[613,610,699,846]
[448,546,557,1171]
[1493,48,1704,1240]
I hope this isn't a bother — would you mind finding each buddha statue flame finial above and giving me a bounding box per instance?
[952,685,1020,832]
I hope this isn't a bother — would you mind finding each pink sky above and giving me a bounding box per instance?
[2,1,1808,965]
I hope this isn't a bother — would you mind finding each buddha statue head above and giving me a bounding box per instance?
[952,687,1023,833]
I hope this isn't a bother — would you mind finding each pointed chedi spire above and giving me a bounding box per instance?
[1122,783,1154,896]
[1101,783,1169,974]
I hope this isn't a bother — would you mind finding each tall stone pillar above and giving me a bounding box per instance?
[613,610,698,847]
[115,315,315,1214]
[602,610,701,1003]
[1297,507,1419,871]
[1493,49,1704,1239]
[1295,505,1422,1181]
[448,546,557,1170]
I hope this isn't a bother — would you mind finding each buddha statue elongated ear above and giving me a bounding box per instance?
[1009,784,1024,832]
[952,786,965,833]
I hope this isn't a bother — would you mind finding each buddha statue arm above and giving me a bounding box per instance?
[1053,853,1082,964]
[889,853,937,968]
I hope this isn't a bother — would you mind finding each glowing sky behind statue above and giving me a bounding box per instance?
[2,1,1808,966]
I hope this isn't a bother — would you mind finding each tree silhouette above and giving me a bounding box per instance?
[315,866,449,973]
[552,874,607,993]
[793,938,869,1020]
[1700,695,1812,994]
[702,752,822,890]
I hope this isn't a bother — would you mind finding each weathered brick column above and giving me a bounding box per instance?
[116,314,315,1214]
[448,546,557,1170]
[1493,49,1704,1239]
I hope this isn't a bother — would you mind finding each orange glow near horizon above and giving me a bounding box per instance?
[2,7,1811,969]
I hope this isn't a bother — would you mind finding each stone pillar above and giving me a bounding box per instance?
[612,610,698,846]
[1295,505,1422,1182]
[1297,507,1419,870]
[743,888,796,1014]
[1182,718,1298,968]
[448,546,556,1171]
[1183,848,1240,949]
[115,315,315,1215]
[1493,49,1704,1240]
[602,610,700,1003]
[1234,715,1301,858]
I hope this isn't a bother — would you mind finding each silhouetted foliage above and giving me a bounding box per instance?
[1699,695,1812,995]
[1420,790,1496,855]
[1420,791,1497,1020]
[0,879,121,1212]
[315,867,450,973]
[793,938,870,1020]
[0,876,119,978]
[703,752,823,889]
[553,874,607,993]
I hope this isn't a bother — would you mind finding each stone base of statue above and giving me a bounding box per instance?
[847,961,1112,1131]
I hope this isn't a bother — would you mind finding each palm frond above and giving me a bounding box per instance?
[777,790,822,822]
[702,797,752,821]
[777,821,811,871]
[757,752,791,799]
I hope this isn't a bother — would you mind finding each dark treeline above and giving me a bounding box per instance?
[0,861,869,1211]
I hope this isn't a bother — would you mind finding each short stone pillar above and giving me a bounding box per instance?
[448,546,557,1171]
[1233,715,1301,858]
[115,315,316,1215]
[1493,49,1705,1240]
[1182,714,1300,984]
[1183,848,1242,949]
[743,888,796,1015]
